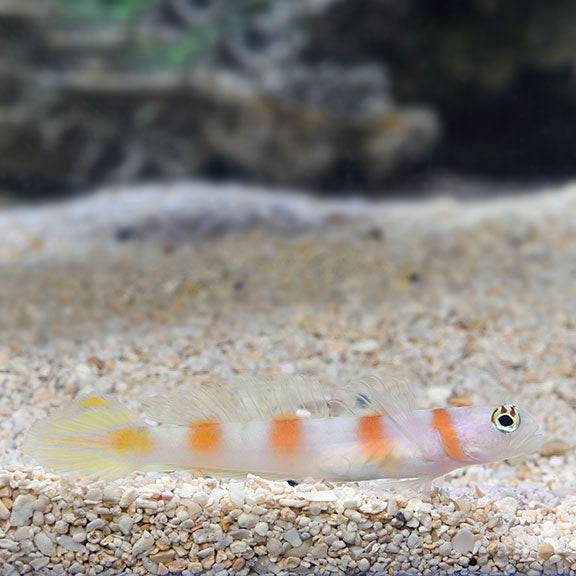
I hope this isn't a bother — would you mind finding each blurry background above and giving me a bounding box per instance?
[3,0,576,200]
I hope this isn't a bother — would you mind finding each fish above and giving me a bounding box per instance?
[22,375,544,489]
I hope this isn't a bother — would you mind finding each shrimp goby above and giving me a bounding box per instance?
[22,376,544,488]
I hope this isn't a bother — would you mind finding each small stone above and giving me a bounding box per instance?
[342,497,361,509]
[296,490,337,502]
[237,512,257,528]
[284,527,302,547]
[13,526,33,542]
[133,531,155,556]
[538,543,554,560]
[230,541,248,554]
[151,550,176,564]
[227,482,245,506]
[84,488,103,503]
[117,515,134,535]
[266,538,282,556]
[119,487,138,508]
[254,521,269,536]
[30,558,50,571]
[438,541,453,556]
[197,546,214,559]
[57,535,88,554]
[496,496,518,517]
[0,500,9,520]
[72,531,86,543]
[407,533,421,548]
[232,558,246,571]
[86,519,105,532]
[54,520,69,534]
[358,558,370,572]
[34,532,56,556]
[166,560,186,574]
[452,528,475,554]
[193,492,210,506]
[10,494,37,526]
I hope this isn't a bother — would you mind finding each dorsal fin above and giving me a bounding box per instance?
[329,373,423,447]
[143,375,330,424]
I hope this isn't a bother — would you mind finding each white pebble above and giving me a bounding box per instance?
[57,535,88,554]
[295,490,337,502]
[10,495,37,526]
[193,491,210,506]
[227,482,245,506]
[496,496,518,517]
[0,500,9,520]
[451,528,475,554]
[34,532,56,556]
[119,487,138,508]
[284,527,303,547]
[30,558,50,571]
[254,521,269,536]
[132,531,155,556]
[407,533,421,548]
[266,538,282,556]
[237,512,257,528]
[438,541,453,556]
[86,519,105,532]
[117,516,134,535]
[342,497,362,509]
[84,488,103,503]
[358,558,370,572]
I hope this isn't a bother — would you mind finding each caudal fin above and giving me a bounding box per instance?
[22,395,155,479]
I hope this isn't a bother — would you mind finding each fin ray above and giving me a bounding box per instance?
[23,395,149,479]
[143,375,330,424]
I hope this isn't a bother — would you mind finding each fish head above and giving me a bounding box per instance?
[453,404,544,464]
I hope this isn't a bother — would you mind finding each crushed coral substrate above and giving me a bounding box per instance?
[1,470,574,576]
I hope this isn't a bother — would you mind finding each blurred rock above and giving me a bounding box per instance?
[0,0,439,196]
[4,0,576,196]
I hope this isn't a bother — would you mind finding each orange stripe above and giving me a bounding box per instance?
[108,427,156,455]
[432,409,465,461]
[189,421,223,453]
[270,416,302,454]
[357,414,393,460]
[357,414,385,448]
[52,427,156,456]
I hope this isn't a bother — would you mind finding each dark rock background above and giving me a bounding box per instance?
[2,0,576,198]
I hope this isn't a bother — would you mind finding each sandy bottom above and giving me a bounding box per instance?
[1,181,576,575]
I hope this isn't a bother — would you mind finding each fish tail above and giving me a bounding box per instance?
[22,395,157,479]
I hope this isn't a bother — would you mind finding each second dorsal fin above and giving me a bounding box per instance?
[328,373,424,448]
[143,374,330,424]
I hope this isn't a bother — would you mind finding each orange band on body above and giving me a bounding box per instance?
[270,416,302,454]
[357,414,387,450]
[189,420,223,453]
[432,409,466,461]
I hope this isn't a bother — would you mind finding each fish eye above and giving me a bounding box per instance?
[491,404,520,433]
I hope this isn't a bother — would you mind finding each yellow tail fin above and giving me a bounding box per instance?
[22,395,155,479]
